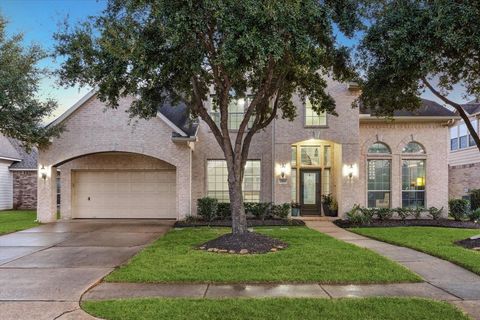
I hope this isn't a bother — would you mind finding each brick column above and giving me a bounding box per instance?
[37,165,57,223]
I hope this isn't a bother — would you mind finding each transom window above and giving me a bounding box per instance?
[210,96,254,130]
[207,160,261,203]
[305,98,327,126]
[450,120,478,151]
[367,159,391,208]
[402,142,425,154]
[402,160,426,208]
[368,142,391,154]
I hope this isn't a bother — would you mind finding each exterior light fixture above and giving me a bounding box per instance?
[39,165,47,180]
[278,163,288,184]
[348,165,354,179]
[280,163,286,179]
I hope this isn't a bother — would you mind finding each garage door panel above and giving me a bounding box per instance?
[73,170,176,219]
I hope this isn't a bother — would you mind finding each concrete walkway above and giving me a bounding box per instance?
[306,220,480,319]
[0,219,174,320]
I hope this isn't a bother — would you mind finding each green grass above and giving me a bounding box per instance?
[82,297,469,320]
[0,210,38,235]
[350,227,480,275]
[106,227,420,283]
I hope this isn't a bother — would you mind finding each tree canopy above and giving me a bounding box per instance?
[55,0,363,235]
[0,15,59,149]
[357,0,480,150]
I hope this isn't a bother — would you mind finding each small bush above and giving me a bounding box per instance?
[449,199,470,221]
[346,205,371,224]
[271,203,290,219]
[359,207,376,221]
[469,208,480,223]
[470,189,480,211]
[249,202,272,221]
[376,208,393,221]
[411,207,424,219]
[197,197,218,222]
[395,207,410,221]
[427,206,444,220]
[216,203,231,220]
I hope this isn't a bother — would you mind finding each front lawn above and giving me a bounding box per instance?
[0,210,38,235]
[106,227,420,283]
[350,227,480,275]
[83,297,469,320]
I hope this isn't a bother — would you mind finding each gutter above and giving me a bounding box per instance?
[171,136,197,142]
[359,114,461,122]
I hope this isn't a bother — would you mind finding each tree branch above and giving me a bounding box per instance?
[422,77,480,151]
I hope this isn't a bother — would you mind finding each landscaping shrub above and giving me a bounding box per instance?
[427,207,444,220]
[409,207,423,219]
[469,208,480,223]
[271,203,290,219]
[216,203,231,220]
[197,197,218,221]
[395,207,410,221]
[470,189,480,211]
[375,208,393,221]
[249,202,272,221]
[346,205,371,224]
[449,199,470,221]
[359,207,376,221]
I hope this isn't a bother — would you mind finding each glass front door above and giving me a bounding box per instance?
[300,169,321,215]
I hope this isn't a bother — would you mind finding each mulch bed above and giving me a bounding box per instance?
[175,219,305,228]
[455,237,480,250]
[198,231,288,254]
[334,219,480,229]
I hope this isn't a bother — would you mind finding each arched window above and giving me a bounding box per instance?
[402,142,425,154]
[368,142,391,154]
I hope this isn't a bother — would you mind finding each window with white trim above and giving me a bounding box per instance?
[402,160,426,208]
[367,159,391,208]
[305,98,327,126]
[210,96,254,130]
[450,120,478,150]
[207,160,261,203]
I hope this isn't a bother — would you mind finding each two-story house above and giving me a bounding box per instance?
[36,79,457,222]
[448,100,480,198]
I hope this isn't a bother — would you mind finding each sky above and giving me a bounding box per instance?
[0,0,470,122]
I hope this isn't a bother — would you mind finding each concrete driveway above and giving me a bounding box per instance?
[0,219,174,320]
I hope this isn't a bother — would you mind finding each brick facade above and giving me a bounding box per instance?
[12,170,37,210]
[449,162,480,198]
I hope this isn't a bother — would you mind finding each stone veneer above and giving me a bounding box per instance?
[449,162,480,198]
[12,171,37,210]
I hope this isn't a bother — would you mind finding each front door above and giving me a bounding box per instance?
[300,169,321,215]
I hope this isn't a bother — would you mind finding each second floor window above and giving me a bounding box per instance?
[305,98,327,126]
[211,97,254,130]
[450,120,478,151]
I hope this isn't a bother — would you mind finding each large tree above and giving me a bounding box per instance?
[55,0,362,236]
[357,0,480,151]
[0,15,58,148]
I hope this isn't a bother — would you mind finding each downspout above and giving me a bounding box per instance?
[272,118,275,204]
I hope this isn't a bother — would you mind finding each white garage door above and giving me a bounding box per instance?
[73,170,176,219]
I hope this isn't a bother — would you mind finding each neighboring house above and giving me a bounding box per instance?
[0,135,38,210]
[36,79,457,222]
[448,100,480,199]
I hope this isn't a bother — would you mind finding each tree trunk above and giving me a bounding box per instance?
[227,171,248,235]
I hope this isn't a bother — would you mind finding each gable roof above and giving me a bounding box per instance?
[49,90,198,138]
[7,138,38,170]
[360,98,457,118]
[461,101,480,116]
[0,135,37,169]
[0,135,21,161]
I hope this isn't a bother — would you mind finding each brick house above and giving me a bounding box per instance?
[36,79,457,222]
[0,135,38,210]
[448,100,480,198]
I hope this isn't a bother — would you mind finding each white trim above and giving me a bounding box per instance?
[48,89,97,128]
[0,156,21,162]
[156,112,188,137]
[9,168,37,171]
[360,114,460,122]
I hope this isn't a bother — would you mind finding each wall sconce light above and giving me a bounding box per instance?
[280,164,286,179]
[348,165,354,179]
[343,163,357,180]
[39,165,47,180]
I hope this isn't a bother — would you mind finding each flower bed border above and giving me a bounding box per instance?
[334,218,480,229]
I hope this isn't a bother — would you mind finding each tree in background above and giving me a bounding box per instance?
[357,0,480,151]
[0,15,59,149]
[54,0,362,242]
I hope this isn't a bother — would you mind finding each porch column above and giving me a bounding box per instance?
[37,165,57,223]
